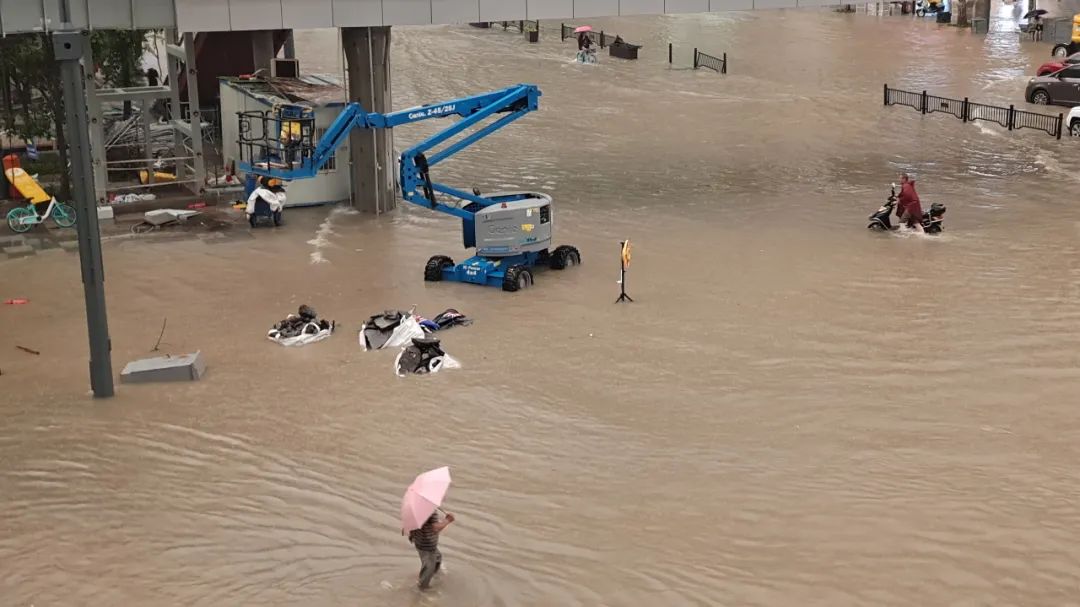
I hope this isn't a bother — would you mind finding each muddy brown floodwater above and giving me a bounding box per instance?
[3,7,1080,606]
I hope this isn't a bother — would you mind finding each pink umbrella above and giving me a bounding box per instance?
[401,466,452,532]
[574,26,593,33]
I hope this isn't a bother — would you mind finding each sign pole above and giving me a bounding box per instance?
[56,0,115,397]
[615,240,633,303]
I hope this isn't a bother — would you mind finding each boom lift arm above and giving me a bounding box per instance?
[237,82,578,292]
[237,84,541,222]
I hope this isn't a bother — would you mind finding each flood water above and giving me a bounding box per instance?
[4,7,1080,606]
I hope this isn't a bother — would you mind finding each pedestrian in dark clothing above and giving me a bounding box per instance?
[577,31,593,51]
[408,511,455,589]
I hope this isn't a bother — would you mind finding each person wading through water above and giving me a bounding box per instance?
[408,511,455,589]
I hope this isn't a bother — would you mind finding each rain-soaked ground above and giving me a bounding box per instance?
[3,6,1080,606]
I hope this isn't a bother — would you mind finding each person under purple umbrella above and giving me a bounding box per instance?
[408,510,455,589]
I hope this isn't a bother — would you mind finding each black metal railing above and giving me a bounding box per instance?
[694,49,728,74]
[236,108,317,173]
[926,93,964,120]
[496,20,538,33]
[667,44,728,74]
[884,84,1063,139]
[885,87,923,112]
[966,101,1011,129]
[494,19,539,41]
[1014,107,1062,136]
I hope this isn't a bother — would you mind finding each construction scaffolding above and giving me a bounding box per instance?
[85,30,206,205]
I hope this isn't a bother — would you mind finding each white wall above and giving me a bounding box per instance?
[309,105,352,205]
[220,82,243,169]
[220,82,351,207]
[0,0,822,34]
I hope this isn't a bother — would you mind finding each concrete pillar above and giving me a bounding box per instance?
[342,26,396,214]
[963,0,989,27]
[283,31,296,59]
[953,0,969,26]
[251,31,275,74]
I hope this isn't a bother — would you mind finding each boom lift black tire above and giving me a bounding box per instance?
[502,265,533,292]
[424,255,454,282]
[549,245,581,270]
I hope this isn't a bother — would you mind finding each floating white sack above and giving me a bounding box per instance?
[268,321,333,347]
[360,314,425,351]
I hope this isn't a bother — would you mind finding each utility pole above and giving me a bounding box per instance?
[55,0,115,397]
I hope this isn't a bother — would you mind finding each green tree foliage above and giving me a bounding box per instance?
[92,30,149,88]
[0,30,149,199]
[0,35,58,143]
[0,34,68,198]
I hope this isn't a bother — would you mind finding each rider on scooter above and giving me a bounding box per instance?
[896,172,924,233]
[577,31,593,53]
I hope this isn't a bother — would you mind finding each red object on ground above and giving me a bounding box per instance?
[187,202,207,210]
[3,154,21,199]
[5,299,29,305]
[1037,60,1066,76]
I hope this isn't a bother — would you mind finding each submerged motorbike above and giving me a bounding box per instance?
[867,185,946,235]
[915,0,943,16]
[396,337,457,376]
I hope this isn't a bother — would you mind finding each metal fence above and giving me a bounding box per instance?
[1014,107,1063,135]
[666,44,728,74]
[926,93,964,120]
[884,84,1063,139]
[694,49,728,74]
[495,20,538,33]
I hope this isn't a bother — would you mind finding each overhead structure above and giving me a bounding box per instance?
[3,0,828,35]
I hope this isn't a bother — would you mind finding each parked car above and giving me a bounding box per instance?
[1037,51,1080,76]
[1025,64,1080,106]
[1066,106,1080,136]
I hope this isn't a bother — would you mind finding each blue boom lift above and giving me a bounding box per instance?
[235,84,580,292]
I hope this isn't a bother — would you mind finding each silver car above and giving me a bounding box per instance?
[1026,64,1080,107]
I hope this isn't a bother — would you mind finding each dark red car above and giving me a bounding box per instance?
[1037,51,1080,76]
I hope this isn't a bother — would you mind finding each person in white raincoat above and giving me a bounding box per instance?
[246,177,286,227]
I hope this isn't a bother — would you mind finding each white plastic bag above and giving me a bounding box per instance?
[360,315,425,351]
[268,321,333,347]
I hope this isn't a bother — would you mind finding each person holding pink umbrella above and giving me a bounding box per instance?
[401,466,456,589]
[408,511,455,588]
[575,25,594,53]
